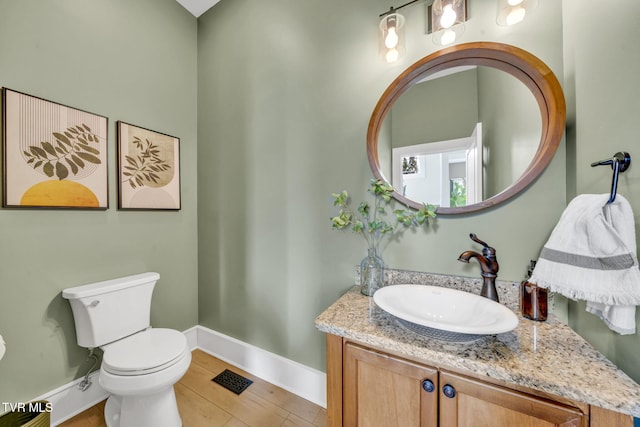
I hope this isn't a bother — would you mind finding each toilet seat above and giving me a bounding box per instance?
[102,328,188,376]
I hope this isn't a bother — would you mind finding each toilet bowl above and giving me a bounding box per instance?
[62,272,190,427]
[100,328,191,427]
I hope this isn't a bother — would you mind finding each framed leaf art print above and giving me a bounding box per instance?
[117,121,181,210]
[2,88,108,209]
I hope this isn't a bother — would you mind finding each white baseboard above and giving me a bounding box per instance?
[35,370,109,426]
[183,325,199,351]
[31,326,325,425]
[195,325,327,408]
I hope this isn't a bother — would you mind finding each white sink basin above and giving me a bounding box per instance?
[373,284,519,340]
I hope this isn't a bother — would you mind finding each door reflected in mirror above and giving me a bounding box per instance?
[393,123,482,207]
[382,65,541,208]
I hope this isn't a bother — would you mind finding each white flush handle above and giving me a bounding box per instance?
[88,300,100,308]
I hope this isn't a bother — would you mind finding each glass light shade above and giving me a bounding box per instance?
[431,0,466,32]
[496,0,538,26]
[379,12,406,64]
[432,24,465,46]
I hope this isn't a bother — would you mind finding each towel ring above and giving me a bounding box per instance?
[590,152,631,204]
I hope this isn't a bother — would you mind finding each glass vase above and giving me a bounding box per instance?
[360,247,385,296]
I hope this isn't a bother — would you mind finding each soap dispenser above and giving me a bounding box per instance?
[520,260,547,321]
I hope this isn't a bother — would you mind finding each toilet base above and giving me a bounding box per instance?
[104,386,182,427]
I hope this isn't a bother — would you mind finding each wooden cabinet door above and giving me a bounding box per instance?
[344,342,438,427]
[439,371,588,427]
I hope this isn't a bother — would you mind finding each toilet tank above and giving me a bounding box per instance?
[62,272,160,348]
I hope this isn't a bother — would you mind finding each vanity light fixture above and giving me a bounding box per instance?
[379,0,426,64]
[496,0,538,26]
[430,0,467,46]
[379,7,406,64]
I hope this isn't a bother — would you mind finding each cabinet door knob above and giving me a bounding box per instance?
[422,379,435,393]
[442,384,456,398]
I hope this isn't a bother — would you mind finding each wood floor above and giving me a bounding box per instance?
[59,350,327,427]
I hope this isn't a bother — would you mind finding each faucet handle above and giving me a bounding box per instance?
[469,233,489,248]
[469,233,496,258]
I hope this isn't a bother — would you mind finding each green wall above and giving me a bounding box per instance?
[197,0,566,373]
[562,0,640,385]
[0,0,198,403]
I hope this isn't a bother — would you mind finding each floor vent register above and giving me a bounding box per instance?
[212,369,254,394]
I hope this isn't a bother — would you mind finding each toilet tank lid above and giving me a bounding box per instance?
[62,272,160,300]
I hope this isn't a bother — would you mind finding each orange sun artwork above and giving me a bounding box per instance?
[2,88,108,209]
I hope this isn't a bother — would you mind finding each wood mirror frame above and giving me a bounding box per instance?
[367,42,566,215]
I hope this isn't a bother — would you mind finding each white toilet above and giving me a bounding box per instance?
[62,272,191,427]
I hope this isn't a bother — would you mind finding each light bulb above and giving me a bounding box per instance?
[385,48,399,63]
[385,27,399,49]
[506,6,526,25]
[440,29,456,45]
[440,4,458,29]
[508,0,524,5]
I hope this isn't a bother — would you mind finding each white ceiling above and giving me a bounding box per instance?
[176,0,221,17]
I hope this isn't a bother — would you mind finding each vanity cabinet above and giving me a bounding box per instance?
[438,371,586,427]
[344,342,438,426]
[328,335,629,427]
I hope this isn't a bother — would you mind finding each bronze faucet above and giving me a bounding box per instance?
[457,233,500,302]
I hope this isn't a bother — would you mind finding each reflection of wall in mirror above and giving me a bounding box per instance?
[478,67,541,198]
[391,68,479,147]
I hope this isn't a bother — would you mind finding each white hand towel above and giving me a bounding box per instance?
[529,194,640,334]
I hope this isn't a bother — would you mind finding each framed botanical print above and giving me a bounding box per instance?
[117,121,181,210]
[2,88,108,209]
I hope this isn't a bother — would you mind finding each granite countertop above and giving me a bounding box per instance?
[315,272,640,418]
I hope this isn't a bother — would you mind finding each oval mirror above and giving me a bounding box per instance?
[367,42,566,214]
